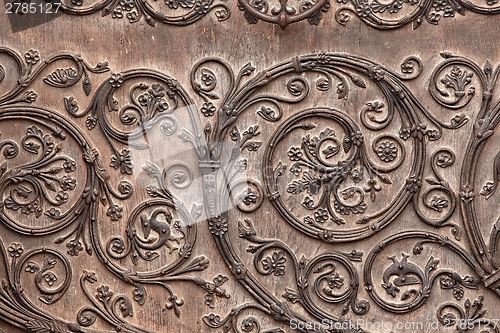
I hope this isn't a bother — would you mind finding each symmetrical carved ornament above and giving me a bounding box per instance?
[4,0,500,28]
[0,47,500,333]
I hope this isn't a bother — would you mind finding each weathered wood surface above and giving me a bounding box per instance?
[1,3,500,333]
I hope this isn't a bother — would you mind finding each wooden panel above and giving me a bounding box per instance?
[1,2,500,332]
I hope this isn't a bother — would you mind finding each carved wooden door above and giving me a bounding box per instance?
[1,1,500,332]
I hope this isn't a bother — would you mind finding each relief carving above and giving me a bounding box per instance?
[0,47,499,333]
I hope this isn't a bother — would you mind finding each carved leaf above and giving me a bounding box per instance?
[287,180,308,195]
[351,75,366,88]
[282,288,301,303]
[133,285,147,305]
[440,51,453,59]
[43,68,78,87]
[243,141,262,151]
[26,320,68,333]
[64,97,79,115]
[378,174,392,184]
[44,181,57,192]
[257,105,280,121]
[425,256,440,275]
[240,62,256,76]
[179,243,193,258]
[229,126,240,142]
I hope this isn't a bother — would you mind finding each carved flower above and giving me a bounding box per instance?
[63,160,77,172]
[195,0,210,13]
[55,191,69,203]
[430,195,448,212]
[108,73,124,88]
[110,149,133,175]
[300,0,314,10]
[83,270,97,283]
[401,64,414,75]
[25,262,39,273]
[287,147,303,161]
[60,175,76,191]
[138,92,151,106]
[327,272,344,289]
[7,243,23,258]
[262,251,286,276]
[399,127,411,140]
[314,208,329,223]
[24,50,40,65]
[289,163,302,176]
[46,208,61,218]
[120,0,134,10]
[302,196,314,209]
[459,185,475,203]
[241,188,258,205]
[436,153,453,167]
[86,116,97,130]
[350,131,364,147]
[452,285,464,300]
[428,12,441,23]
[96,285,114,302]
[158,99,169,112]
[106,205,123,221]
[303,216,314,224]
[113,6,124,18]
[355,2,371,17]
[66,239,84,256]
[432,0,447,10]
[44,272,58,286]
[208,216,228,236]
[439,275,455,289]
[405,176,422,193]
[126,11,139,21]
[235,159,247,172]
[201,71,214,85]
[368,66,385,81]
[24,91,37,103]
[201,102,216,117]
[148,83,164,98]
[376,141,398,162]
[350,168,363,183]
[110,239,125,254]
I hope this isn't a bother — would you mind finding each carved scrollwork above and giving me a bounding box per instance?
[2,46,500,333]
[335,0,500,30]
[238,218,369,325]
[364,231,482,314]
[0,48,231,332]
[237,0,330,28]
[437,295,500,332]
[42,0,230,26]
[0,240,83,333]
[412,148,459,238]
